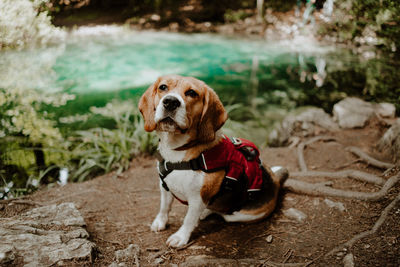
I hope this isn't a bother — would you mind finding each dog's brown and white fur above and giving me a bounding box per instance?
[139,75,287,247]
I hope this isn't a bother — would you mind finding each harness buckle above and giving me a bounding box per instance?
[231,137,242,146]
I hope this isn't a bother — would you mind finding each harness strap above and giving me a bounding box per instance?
[157,156,204,191]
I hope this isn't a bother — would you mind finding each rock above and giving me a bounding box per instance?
[269,107,338,146]
[324,199,346,212]
[333,98,375,128]
[374,102,396,118]
[343,253,355,267]
[153,257,164,265]
[0,245,15,264]
[283,208,307,222]
[378,119,400,161]
[266,235,273,243]
[181,255,260,267]
[108,262,127,267]
[115,244,139,264]
[0,202,95,266]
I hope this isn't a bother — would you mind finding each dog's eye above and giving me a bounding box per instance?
[158,84,168,91]
[185,89,198,98]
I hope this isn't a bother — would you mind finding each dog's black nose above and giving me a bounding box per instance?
[163,96,181,111]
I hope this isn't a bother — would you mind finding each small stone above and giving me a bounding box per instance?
[266,235,273,243]
[154,257,164,265]
[283,208,307,222]
[115,244,139,263]
[336,251,345,257]
[324,199,346,212]
[150,14,161,21]
[364,244,371,249]
[343,253,355,267]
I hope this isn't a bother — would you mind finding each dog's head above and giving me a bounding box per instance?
[139,75,227,143]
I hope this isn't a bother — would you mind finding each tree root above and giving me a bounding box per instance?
[325,192,400,257]
[346,146,395,170]
[284,174,400,201]
[297,136,336,171]
[291,170,385,185]
[0,198,44,206]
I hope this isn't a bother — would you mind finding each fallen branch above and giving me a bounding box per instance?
[326,192,400,257]
[284,173,400,201]
[346,146,395,170]
[291,170,385,185]
[297,136,336,171]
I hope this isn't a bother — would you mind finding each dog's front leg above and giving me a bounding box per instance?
[166,196,206,247]
[151,182,173,232]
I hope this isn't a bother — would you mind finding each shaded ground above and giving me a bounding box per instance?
[1,119,399,266]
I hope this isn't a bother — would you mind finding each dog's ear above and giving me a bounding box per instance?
[198,85,228,143]
[139,78,159,132]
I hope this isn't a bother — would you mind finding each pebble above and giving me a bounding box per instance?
[283,208,307,222]
[343,253,355,267]
[266,235,273,243]
[324,199,346,212]
[154,258,164,265]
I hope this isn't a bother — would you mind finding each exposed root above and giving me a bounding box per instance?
[291,170,385,185]
[297,136,336,171]
[262,260,313,267]
[346,146,395,170]
[284,174,400,201]
[325,193,400,257]
[0,198,44,206]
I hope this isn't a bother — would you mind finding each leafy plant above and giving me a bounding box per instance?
[67,100,158,182]
[0,0,65,50]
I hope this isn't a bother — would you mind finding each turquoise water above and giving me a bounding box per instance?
[1,27,398,120]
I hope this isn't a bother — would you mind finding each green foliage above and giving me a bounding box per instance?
[0,0,65,50]
[0,88,74,146]
[0,88,158,198]
[322,0,400,53]
[265,0,297,12]
[224,9,252,23]
[68,100,157,182]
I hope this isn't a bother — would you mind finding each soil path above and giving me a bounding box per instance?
[2,120,399,266]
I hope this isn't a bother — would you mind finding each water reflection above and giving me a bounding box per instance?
[0,29,398,117]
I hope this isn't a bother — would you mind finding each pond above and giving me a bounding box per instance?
[1,26,399,136]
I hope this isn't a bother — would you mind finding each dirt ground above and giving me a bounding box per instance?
[1,119,399,266]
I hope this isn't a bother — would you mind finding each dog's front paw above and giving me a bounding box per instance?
[166,231,189,248]
[151,213,168,232]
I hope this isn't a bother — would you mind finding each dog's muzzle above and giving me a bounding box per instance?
[163,96,181,112]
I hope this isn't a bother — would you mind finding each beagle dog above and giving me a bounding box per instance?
[139,75,288,248]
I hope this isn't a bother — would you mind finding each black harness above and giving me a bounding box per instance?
[157,156,204,192]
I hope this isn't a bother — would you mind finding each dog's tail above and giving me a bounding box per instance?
[270,166,289,186]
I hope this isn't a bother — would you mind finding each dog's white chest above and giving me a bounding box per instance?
[164,170,204,202]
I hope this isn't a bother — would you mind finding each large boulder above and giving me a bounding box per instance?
[0,202,95,266]
[269,107,338,146]
[333,97,396,128]
[333,98,375,128]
